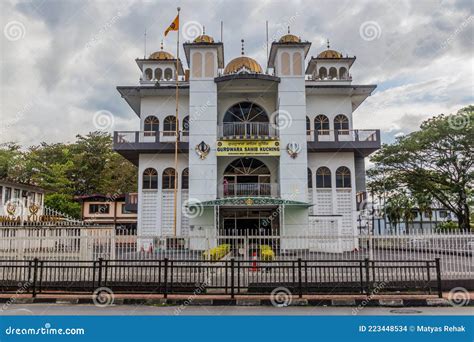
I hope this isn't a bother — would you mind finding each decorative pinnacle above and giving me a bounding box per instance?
[160,40,164,50]
[288,26,290,34]
[327,39,330,49]
[203,26,206,34]
[241,39,245,55]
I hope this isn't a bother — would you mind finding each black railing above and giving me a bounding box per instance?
[0,258,442,298]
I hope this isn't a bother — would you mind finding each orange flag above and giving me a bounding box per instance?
[164,14,179,36]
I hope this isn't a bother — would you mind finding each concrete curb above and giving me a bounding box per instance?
[2,297,469,307]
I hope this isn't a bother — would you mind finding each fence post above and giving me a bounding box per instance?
[31,258,39,298]
[435,258,442,298]
[364,258,370,294]
[163,258,169,299]
[359,260,364,294]
[97,258,103,288]
[298,258,303,298]
[230,258,235,299]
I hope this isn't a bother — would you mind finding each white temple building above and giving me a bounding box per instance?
[114,31,380,252]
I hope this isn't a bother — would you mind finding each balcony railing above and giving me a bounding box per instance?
[218,183,279,198]
[306,129,379,143]
[114,131,189,144]
[218,123,278,139]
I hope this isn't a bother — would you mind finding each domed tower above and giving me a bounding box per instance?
[136,42,184,83]
[305,39,355,82]
[223,40,263,75]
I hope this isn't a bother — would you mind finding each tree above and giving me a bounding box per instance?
[368,106,474,231]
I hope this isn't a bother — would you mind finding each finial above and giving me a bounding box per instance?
[241,39,245,55]
[288,26,290,34]
[160,40,164,50]
[203,26,206,34]
[327,39,330,49]
[177,7,181,12]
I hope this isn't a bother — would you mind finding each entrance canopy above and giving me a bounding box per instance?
[187,196,311,208]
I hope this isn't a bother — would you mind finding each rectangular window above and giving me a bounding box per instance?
[89,203,110,214]
[439,210,448,218]
[37,193,43,204]
[14,189,21,199]
[121,203,132,214]
[4,187,11,203]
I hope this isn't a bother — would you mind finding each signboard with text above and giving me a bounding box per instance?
[216,140,280,156]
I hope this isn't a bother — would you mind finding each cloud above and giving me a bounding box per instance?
[0,0,473,146]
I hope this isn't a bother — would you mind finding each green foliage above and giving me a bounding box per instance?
[1,132,137,216]
[44,193,81,219]
[436,221,458,231]
[368,106,474,230]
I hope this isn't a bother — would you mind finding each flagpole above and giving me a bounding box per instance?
[172,7,181,237]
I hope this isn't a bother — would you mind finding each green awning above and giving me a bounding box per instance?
[187,197,311,207]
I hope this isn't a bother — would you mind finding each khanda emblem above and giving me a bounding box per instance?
[195,141,210,160]
[287,142,301,159]
[29,203,40,215]
[5,201,18,216]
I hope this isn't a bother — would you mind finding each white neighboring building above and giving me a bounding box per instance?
[0,179,45,217]
[114,32,380,251]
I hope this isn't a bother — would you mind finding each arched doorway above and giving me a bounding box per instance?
[222,101,270,137]
[223,158,271,197]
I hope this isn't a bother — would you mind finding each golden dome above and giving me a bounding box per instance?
[279,34,301,43]
[193,34,214,43]
[317,49,343,59]
[148,50,175,60]
[224,56,263,75]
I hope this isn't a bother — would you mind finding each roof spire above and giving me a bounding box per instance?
[288,26,290,34]
[241,39,245,55]
[160,40,164,50]
[203,25,206,35]
[327,39,330,49]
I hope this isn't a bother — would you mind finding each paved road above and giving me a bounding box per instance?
[1,304,472,316]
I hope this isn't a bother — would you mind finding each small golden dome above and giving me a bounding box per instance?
[193,34,214,43]
[317,49,343,58]
[223,56,263,75]
[279,34,301,43]
[148,50,175,60]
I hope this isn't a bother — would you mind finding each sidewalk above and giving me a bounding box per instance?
[0,292,472,307]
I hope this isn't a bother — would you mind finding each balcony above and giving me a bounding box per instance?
[218,123,278,140]
[306,129,380,156]
[218,183,279,198]
[113,131,189,165]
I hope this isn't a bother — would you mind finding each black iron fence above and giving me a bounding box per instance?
[0,258,442,298]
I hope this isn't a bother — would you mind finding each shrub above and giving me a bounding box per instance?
[203,244,231,261]
[259,244,275,261]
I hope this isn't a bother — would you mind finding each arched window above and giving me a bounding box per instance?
[293,52,302,75]
[181,168,189,190]
[314,115,330,135]
[336,167,351,188]
[162,168,176,190]
[144,116,159,136]
[192,52,203,78]
[329,67,337,79]
[306,116,311,136]
[223,102,268,137]
[182,116,189,136]
[163,116,177,136]
[339,67,347,79]
[142,168,158,189]
[205,52,215,77]
[154,68,162,80]
[281,52,290,75]
[145,68,152,80]
[316,167,331,188]
[319,67,327,79]
[334,114,349,135]
[164,67,173,80]
[307,168,313,189]
[223,158,270,196]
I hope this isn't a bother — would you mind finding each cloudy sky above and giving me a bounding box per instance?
[0,0,472,147]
